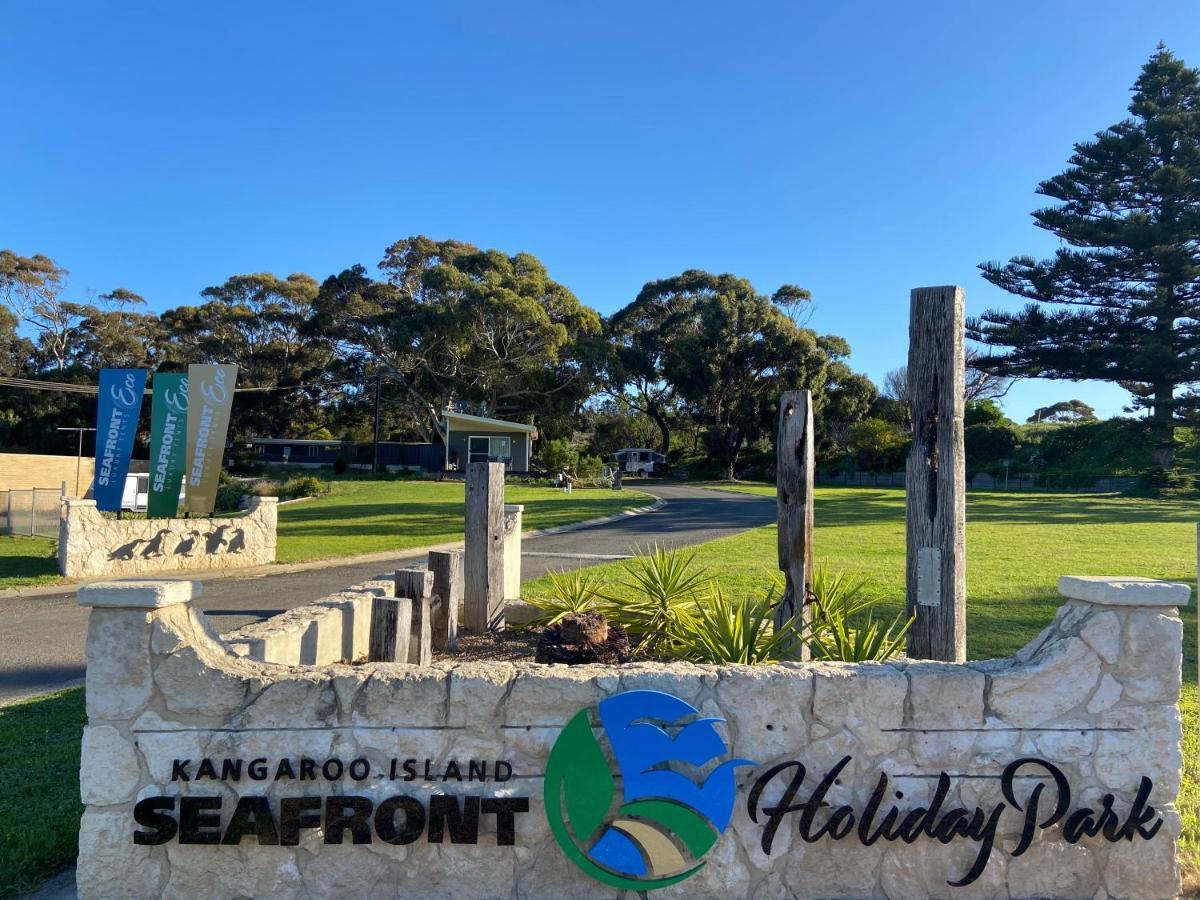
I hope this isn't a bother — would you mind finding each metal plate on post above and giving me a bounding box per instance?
[917,546,941,607]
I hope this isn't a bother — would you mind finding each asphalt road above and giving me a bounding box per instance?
[0,483,774,705]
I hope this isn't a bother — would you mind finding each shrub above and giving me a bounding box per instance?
[214,484,246,513]
[602,544,708,654]
[280,474,329,499]
[575,453,604,482]
[522,568,605,628]
[848,418,909,472]
[806,568,912,662]
[965,422,1021,465]
[539,438,578,475]
[333,457,349,474]
[671,582,803,664]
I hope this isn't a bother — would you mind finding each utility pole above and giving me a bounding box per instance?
[372,374,382,475]
[57,427,96,497]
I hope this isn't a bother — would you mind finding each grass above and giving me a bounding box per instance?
[0,688,85,899]
[0,535,63,590]
[275,480,651,563]
[526,485,1200,883]
[0,480,652,587]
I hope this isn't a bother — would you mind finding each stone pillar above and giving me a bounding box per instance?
[502,503,524,601]
[245,495,279,563]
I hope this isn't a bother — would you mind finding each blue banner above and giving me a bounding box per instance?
[94,368,148,511]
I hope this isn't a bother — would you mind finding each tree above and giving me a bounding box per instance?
[848,418,909,472]
[1028,399,1098,424]
[619,270,837,479]
[0,249,82,371]
[883,348,1011,424]
[314,237,602,441]
[163,272,336,438]
[970,47,1200,469]
[817,364,878,455]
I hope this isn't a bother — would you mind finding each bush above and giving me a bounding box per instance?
[522,569,605,628]
[602,544,708,654]
[280,474,329,499]
[848,418,909,472]
[333,457,349,474]
[575,453,604,481]
[806,568,912,662]
[539,438,578,475]
[965,422,1021,465]
[670,583,802,664]
[214,483,246,512]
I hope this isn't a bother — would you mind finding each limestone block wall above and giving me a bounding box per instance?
[223,579,392,665]
[58,496,277,578]
[75,576,1188,900]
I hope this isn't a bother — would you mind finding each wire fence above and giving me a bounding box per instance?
[1,486,66,538]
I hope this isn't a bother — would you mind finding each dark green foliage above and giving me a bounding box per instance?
[848,417,909,472]
[971,48,1200,470]
[964,399,1009,428]
[1027,399,1097,424]
[538,438,578,474]
[966,422,1021,465]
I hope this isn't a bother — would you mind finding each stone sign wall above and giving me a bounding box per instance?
[58,496,277,578]
[75,575,1187,899]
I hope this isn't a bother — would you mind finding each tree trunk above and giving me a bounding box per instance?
[1151,383,1176,469]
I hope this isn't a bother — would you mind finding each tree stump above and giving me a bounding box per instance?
[536,613,630,665]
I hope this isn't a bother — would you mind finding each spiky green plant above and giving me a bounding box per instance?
[671,583,809,664]
[806,567,913,662]
[522,567,605,628]
[602,544,710,654]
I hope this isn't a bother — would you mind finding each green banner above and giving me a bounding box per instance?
[184,363,237,515]
[147,372,188,517]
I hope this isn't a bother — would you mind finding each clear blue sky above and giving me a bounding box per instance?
[5,1,1199,421]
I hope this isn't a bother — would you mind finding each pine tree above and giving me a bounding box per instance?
[971,46,1200,469]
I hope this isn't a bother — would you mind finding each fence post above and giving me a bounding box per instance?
[904,286,967,662]
[775,390,814,654]
[427,550,462,652]
[464,461,506,632]
[396,567,434,666]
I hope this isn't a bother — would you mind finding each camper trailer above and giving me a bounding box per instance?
[613,448,666,476]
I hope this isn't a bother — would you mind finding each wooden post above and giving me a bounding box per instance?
[427,549,462,652]
[775,390,814,656]
[369,597,410,663]
[905,285,967,662]
[395,568,434,665]
[464,461,506,632]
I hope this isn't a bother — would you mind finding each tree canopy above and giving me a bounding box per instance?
[970,47,1200,468]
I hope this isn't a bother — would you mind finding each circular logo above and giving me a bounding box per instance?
[544,689,752,891]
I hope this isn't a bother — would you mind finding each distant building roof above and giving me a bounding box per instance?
[442,411,538,437]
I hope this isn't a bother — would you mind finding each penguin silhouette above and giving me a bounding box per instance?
[108,539,145,561]
[204,524,232,555]
[174,530,202,557]
[140,528,172,558]
[226,528,246,554]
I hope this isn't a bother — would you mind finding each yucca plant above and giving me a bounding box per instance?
[522,567,605,628]
[672,583,808,664]
[806,567,912,662]
[603,544,710,654]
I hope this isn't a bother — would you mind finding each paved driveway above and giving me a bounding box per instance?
[0,483,774,704]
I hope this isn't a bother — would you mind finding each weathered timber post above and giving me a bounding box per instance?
[369,596,411,663]
[464,461,506,632]
[905,285,967,662]
[775,390,814,656]
[427,549,462,652]
[396,567,434,665]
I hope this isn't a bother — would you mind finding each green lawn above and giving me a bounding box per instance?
[0,535,62,591]
[0,688,85,899]
[0,480,652,588]
[276,480,652,564]
[526,485,1199,882]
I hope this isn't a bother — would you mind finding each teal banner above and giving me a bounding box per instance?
[147,372,188,517]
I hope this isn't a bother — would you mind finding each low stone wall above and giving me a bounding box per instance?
[75,575,1188,899]
[58,496,277,578]
[224,579,393,665]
